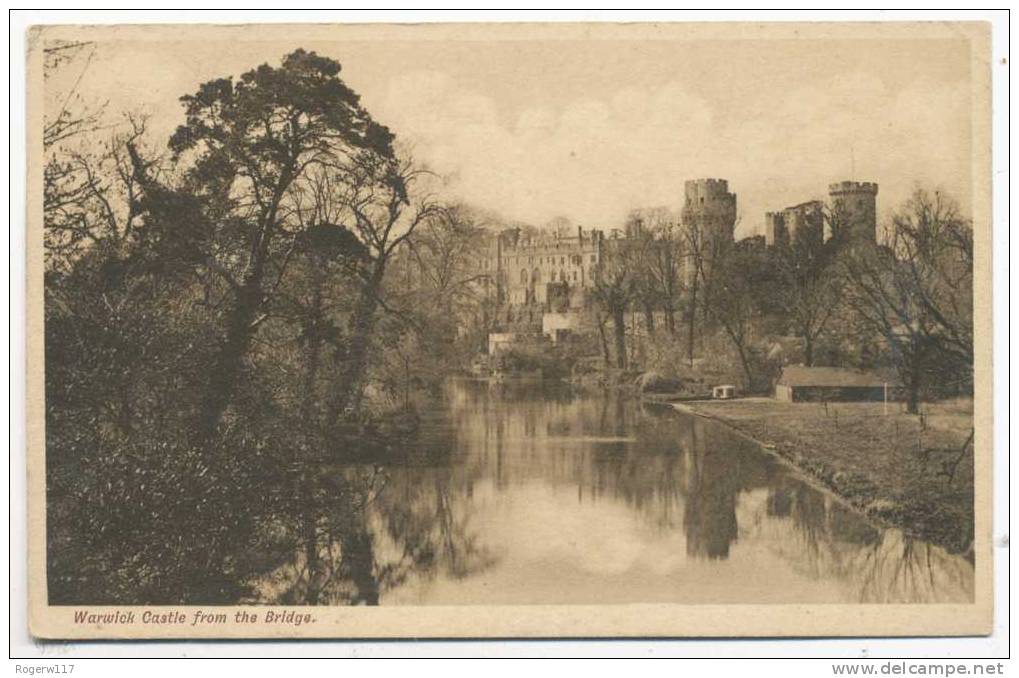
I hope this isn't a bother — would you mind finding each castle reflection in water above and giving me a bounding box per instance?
[252,379,974,606]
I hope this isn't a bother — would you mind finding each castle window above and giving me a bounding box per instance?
[573,271,578,281]
[700,197,704,204]
[590,254,596,263]
[520,269,527,284]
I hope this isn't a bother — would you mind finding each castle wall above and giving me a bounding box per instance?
[765,200,824,248]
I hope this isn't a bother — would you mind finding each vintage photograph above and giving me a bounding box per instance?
[27,21,992,638]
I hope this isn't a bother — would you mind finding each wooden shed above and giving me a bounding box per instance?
[774,366,900,403]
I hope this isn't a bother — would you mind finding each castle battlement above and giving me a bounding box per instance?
[828,181,879,195]
[684,178,734,199]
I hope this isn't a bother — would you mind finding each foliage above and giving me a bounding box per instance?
[44,50,478,605]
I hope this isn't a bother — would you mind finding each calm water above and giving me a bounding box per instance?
[254,379,974,605]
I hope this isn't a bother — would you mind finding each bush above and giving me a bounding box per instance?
[636,370,685,393]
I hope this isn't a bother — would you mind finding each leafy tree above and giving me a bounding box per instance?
[135,49,398,441]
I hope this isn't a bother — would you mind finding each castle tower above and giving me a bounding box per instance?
[681,179,737,283]
[764,211,789,248]
[681,178,737,244]
[828,181,878,243]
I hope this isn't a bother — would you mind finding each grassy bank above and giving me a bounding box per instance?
[675,397,975,554]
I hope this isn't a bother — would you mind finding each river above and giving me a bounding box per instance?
[253,379,974,605]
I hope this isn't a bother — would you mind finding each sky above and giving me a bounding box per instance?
[46,27,976,238]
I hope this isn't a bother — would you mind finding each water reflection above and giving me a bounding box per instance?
[251,379,974,605]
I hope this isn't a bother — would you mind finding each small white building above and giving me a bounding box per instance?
[488,332,518,355]
[712,384,737,400]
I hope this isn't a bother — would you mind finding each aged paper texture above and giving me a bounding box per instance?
[26,21,993,639]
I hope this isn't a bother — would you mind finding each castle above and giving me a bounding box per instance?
[475,177,877,350]
[482,224,605,311]
[765,181,878,247]
[681,178,737,245]
[827,181,879,242]
[679,178,738,283]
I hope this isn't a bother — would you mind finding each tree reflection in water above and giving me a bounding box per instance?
[250,379,973,605]
[754,481,972,603]
[252,447,495,605]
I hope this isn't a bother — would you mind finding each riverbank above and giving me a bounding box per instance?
[670,397,975,554]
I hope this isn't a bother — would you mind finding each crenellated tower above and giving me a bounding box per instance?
[828,180,878,243]
[680,178,737,283]
[681,178,737,245]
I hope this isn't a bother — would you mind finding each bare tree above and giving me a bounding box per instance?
[625,207,681,337]
[591,236,638,369]
[709,244,762,389]
[328,152,442,418]
[840,189,973,413]
[678,218,732,367]
[775,208,844,366]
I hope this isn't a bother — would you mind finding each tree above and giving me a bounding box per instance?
[625,207,682,337]
[709,242,783,391]
[591,237,638,369]
[890,190,973,370]
[840,189,974,413]
[135,49,398,442]
[403,203,493,352]
[776,209,843,366]
[679,218,731,367]
[326,152,441,419]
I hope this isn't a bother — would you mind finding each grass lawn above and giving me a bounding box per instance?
[681,397,975,554]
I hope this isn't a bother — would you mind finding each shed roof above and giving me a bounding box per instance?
[777,366,899,388]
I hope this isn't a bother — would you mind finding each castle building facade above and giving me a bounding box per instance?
[482,225,605,310]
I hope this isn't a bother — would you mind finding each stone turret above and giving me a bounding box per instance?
[681,178,737,244]
[828,180,878,243]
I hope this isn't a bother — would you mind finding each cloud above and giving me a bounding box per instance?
[360,68,971,236]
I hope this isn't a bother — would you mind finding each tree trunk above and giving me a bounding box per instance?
[685,283,698,368]
[301,487,321,604]
[735,343,754,393]
[332,260,386,420]
[196,272,264,441]
[906,354,921,415]
[595,311,611,367]
[613,307,627,369]
[340,526,380,605]
[665,307,676,336]
[299,265,325,441]
[804,333,814,367]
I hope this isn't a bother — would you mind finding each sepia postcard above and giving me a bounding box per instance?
[26,20,994,639]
